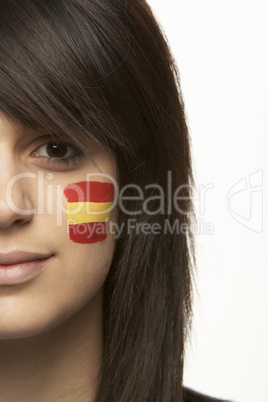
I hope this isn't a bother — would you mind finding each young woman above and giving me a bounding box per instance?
[0,0,230,401]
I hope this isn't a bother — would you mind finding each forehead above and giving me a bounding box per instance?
[0,111,71,143]
[0,112,24,137]
[0,112,46,142]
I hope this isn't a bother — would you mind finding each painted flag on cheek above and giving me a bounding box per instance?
[63,181,114,244]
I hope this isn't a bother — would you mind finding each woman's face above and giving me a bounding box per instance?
[0,112,117,339]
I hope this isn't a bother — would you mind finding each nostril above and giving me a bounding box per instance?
[0,180,36,228]
[16,218,32,227]
[0,204,35,229]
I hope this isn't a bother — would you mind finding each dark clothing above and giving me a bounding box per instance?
[184,387,232,402]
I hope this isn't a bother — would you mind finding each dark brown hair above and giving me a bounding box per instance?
[0,1,226,401]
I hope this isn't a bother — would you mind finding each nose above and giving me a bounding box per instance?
[0,163,35,230]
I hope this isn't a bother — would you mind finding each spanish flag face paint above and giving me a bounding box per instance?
[63,181,114,244]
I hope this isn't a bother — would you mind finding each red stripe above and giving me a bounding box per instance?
[64,181,114,203]
[68,222,108,244]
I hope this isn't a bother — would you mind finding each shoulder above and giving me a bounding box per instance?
[183,386,233,402]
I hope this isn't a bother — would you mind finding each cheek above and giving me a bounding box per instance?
[64,236,115,298]
[63,181,114,244]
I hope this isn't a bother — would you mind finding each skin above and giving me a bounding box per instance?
[0,112,117,401]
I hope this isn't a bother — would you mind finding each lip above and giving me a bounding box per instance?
[0,251,53,285]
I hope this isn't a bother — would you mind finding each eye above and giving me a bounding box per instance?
[33,141,75,159]
[30,139,84,170]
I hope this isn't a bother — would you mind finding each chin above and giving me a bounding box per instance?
[0,319,54,340]
[0,307,72,341]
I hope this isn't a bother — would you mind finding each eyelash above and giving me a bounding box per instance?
[31,140,84,167]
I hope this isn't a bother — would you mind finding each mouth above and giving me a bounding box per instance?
[0,251,54,285]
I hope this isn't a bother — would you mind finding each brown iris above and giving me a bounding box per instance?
[46,142,68,158]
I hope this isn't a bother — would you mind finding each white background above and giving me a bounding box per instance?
[147,1,268,401]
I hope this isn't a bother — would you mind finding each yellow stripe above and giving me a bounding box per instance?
[67,202,112,224]
[67,202,112,213]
